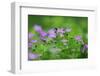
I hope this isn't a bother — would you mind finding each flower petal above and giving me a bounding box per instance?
[75,35,82,41]
[34,24,42,32]
[28,52,39,60]
[28,33,34,39]
[31,40,37,43]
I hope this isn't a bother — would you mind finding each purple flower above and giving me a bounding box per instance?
[65,28,71,32]
[48,34,56,38]
[75,35,82,41]
[56,28,65,37]
[48,29,56,38]
[31,40,37,43]
[81,44,88,52]
[28,52,39,60]
[34,24,42,32]
[40,31,47,37]
[84,44,88,49]
[28,43,32,48]
[28,33,34,39]
[34,24,47,37]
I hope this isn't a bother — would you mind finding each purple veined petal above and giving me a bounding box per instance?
[48,34,56,38]
[75,35,82,41]
[40,31,47,37]
[81,44,88,52]
[31,40,37,43]
[34,24,42,32]
[28,52,39,60]
[28,43,32,48]
[28,33,34,39]
[84,44,88,49]
[48,29,56,38]
[65,28,71,32]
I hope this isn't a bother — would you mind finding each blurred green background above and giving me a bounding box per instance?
[28,15,88,42]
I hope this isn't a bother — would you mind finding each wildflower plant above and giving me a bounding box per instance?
[28,15,88,60]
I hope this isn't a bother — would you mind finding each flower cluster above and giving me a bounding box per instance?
[28,24,88,60]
